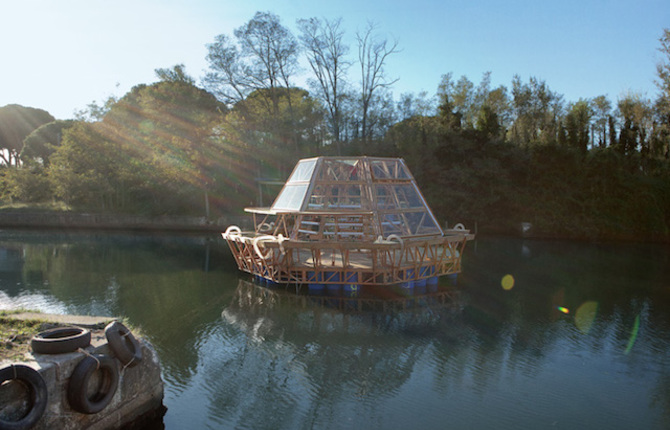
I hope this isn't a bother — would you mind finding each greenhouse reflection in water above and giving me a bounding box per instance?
[222,279,464,339]
[0,233,669,429]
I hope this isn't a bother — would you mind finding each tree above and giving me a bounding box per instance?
[205,12,300,111]
[656,28,670,112]
[203,34,250,105]
[364,89,397,143]
[235,12,299,111]
[232,87,325,152]
[155,64,195,85]
[592,95,612,148]
[450,75,475,128]
[564,99,592,153]
[0,104,54,166]
[438,72,509,138]
[205,12,301,150]
[20,120,75,167]
[476,105,502,139]
[105,78,225,212]
[2,164,52,202]
[48,122,128,209]
[616,92,652,158]
[654,28,670,158]
[298,17,350,152]
[49,79,226,214]
[472,72,511,134]
[508,76,563,145]
[437,73,462,132]
[73,96,118,123]
[356,22,399,143]
[396,91,436,121]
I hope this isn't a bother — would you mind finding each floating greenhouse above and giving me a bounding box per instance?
[222,156,474,292]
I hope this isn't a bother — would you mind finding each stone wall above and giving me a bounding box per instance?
[0,318,164,429]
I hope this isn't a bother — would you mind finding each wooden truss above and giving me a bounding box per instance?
[223,157,474,288]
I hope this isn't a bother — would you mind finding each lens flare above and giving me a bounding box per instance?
[575,301,599,334]
[501,274,515,290]
[624,315,641,355]
[557,306,569,314]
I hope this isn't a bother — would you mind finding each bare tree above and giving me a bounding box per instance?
[298,17,350,153]
[203,34,251,106]
[204,12,302,150]
[356,23,399,143]
[204,12,299,116]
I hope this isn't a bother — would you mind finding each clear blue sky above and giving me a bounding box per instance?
[1,0,668,120]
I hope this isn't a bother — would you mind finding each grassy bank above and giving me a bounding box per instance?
[0,311,46,362]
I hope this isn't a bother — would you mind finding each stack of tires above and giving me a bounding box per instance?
[0,321,142,429]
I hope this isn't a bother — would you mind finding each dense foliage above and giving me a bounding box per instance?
[0,104,54,166]
[1,16,669,241]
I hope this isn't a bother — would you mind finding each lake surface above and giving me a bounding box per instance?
[0,232,669,429]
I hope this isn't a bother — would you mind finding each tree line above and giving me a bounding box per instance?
[0,13,669,240]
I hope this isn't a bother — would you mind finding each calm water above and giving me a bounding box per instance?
[0,232,669,430]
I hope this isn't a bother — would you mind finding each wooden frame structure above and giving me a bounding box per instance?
[222,157,474,290]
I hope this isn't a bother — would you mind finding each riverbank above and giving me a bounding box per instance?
[0,311,165,429]
[0,311,112,362]
[0,211,249,233]
[0,210,667,244]
[0,311,45,361]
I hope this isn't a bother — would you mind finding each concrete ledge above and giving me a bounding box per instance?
[7,313,113,330]
[0,315,165,429]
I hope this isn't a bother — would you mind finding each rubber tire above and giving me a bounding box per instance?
[30,326,91,355]
[104,321,142,368]
[67,354,119,414]
[0,364,48,430]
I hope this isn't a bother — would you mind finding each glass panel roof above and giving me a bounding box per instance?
[316,159,363,182]
[287,159,316,183]
[307,184,367,211]
[375,184,424,209]
[268,157,443,236]
[272,184,309,211]
[380,211,440,236]
[370,159,410,180]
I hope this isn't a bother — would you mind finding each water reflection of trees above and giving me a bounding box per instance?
[205,280,465,429]
[459,238,670,425]
[0,233,237,389]
[2,234,669,428]
[204,239,670,428]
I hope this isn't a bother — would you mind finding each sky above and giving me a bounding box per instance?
[1,0,668,120]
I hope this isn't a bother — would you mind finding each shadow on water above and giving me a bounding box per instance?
[1,233,670,429]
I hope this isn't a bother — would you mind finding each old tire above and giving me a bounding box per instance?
[104,321,142,368]
[67,354,119,414]
[30,326,91,355]
[0,364,48,430]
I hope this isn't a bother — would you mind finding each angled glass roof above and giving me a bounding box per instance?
[271,159,317,211]
[269,157,443,237]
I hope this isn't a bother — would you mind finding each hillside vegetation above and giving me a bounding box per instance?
[1,16,669,241]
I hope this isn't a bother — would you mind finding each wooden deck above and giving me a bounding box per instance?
[225,231,472,286]
[224,157,474,286]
